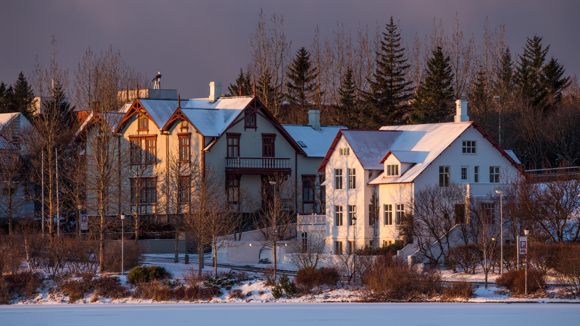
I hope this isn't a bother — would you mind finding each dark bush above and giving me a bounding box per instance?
[185,284,221,301]
[356,242,404,256]
[128,266,170,284]
[529,244,558,274]
[103,241,144,273]
[553,244,580,297]
[496,268,546,294]
[59,275,128,303]
[296,267,340,290]
[442,281,475,300]
[447,244,480,274]
[1,271,43,302]
[229,289,245,299]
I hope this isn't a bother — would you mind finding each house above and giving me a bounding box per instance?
[80,82,344,224]
[314,100,525,255]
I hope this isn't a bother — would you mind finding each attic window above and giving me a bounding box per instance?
[181,120,188,130]
[297,141,307,148]
[462,140,476,154]
[245,107,256,129]
[138,116,148,131]
[340,148,350,156]
[386,165,399,176]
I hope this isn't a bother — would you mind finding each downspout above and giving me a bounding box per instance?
[118,135,121,217]
[295,150,298,213]
[201,136,206,180]
[166,131,169,220]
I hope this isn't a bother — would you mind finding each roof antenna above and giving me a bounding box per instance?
[253,80,256,97]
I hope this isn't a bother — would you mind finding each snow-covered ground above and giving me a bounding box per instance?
[1,303,578,326]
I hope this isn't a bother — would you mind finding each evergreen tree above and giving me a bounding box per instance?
[470,66,488,106]
[514,35,550,111]
[41,81,75,129]
[228,68,253,96]
[286,47,318,122]
[542,57,570,106]
[365,17,413,126]
[333,67,359,128]
[11,72,36,119]
[495,47,514,94]
[0,82,8,113]
[409,46,454,124]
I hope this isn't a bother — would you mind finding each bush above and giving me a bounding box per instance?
[0,235,24,276]
[295,267,340,291]
[128,266,170,284]
[356,242,404,256]
[229,289,245,299]
[496,268,546,294]
[361,254,442,301]
[529,244,558,274]
[1,271,43,303]
[553,244,580,297]
[447,245,480,274]
[441,281,475,300]
[58,275,129,303]
[103,241,144,273]
[271,273,296,298]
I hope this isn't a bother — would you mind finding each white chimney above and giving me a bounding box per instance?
[209,81,222,102]
[454,99,469,122]
[308,110,321,130]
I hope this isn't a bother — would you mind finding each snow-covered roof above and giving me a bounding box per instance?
[369,122,472,184]
[138,99,180,129]
[0,113,19,129]
[504,150,521,164]
[179,97,252,137]
[343,130,403,170]
[283,125,344,158]
[0,134,18,150]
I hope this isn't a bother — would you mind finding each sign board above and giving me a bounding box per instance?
[519,236,528,255]
[80,214,88,231]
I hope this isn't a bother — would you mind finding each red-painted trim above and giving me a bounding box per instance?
[379,151,393,164]
[115,99,162,134]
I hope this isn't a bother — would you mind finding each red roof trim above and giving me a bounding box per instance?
[317,129,345,173]
[379,150,393,164]
[160,108,201,134]
[471,121,527,176]
[114,99,161,134]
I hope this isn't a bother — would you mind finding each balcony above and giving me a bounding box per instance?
[297,214,326,225]
[225,157,291,175]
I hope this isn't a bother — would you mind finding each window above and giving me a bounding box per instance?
[227,133,240,157]
[226,176,240,204]
[179,176,190,203]
[302,176,314,204]
[130,136,156,164]
[384,204,393,225]
[319,174,325,213]
[334,241,343,255]
[179,135,190,162]
[131,177,157,205]
[368,170,373,179]
[347,241,355,254]
[474,166,479,183]
[387,164,399,176]
[301,232,308,253]
[335,169,343,189]
[340,148,350,156]
[335,205,343,226]
[383,240,393,247]
[262,134,275,157]
[180,120,188,130]
[462,140,476,154]
[348,168,356,189]
[138,116,148,131]
[490,166,500,183]
[395,204,404,225]
[369,204,375,226]
[244,107,256,128]
[482,203,495,224]
[439,166,450,187]
[461,166,468,181]
[348,205,356,225]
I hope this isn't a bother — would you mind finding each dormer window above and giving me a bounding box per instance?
[245,107,256,129]
[181,120,189,130]
[340,148,350,156]
[386,164,399,176]
[138,116,148,131]
[462,140,476,154]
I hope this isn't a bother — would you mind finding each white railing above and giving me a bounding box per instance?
[297,214,326,225]
[226,157,290,169]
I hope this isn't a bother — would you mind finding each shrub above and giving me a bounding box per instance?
[553,244,580,297]
[356,242,404,256]
[103,241,144,273]
[447,245,479,274]
[496,268,546,294]
[0,235,24,276]
[229,289,245,299]
[271,286,282,299]
[128,266,170,284]
[2,271,43,302]
[442,281,475,300]
[361,254,442,301]
[295,267,340,291]
[528,244,558,274]
[184,284,221,301]
[58,275,128,303]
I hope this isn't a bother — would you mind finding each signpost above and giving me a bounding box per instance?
[519,236,528,255]
[80,214,88,231]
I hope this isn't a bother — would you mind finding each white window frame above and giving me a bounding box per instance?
[335,169,343,189]
[335,205,343,226]
[461,166,468,181]
[340,147,350,156]
[384,204,393,225]
[474,166,479,183]
[395,204,404,225]
[348,168,356,189]
[386,164,399,176]
[348,205,356,226]
[439,166,450,187]
[334,241,343,255]
[462,140,477,154]
[490,166,500,183]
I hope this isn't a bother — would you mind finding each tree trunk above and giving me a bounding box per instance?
[99,213,104,273]
[273,242,277,280]
[174,227,179,263]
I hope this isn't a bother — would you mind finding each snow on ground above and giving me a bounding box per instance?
[1,303,578,326]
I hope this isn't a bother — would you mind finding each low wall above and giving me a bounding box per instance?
[138,239,186,254]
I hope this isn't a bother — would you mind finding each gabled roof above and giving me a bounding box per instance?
[0,113,20,128]
[318,130,402,172]
[380,150,429,164]
[282,125,344,158]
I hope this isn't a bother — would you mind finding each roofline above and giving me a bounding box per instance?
[114,99,162,134]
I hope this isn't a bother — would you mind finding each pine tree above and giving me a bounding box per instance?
[542,57,570,106]
[11,72,36,119]
[470,66,488,106]
[365,17,413,126]
[409,46,454,124]
[0,82,8,113]
[333,67,358,128]
[41,81,75,129]
[286,47,318,123]
[228,68,252,96]
[514,35,550,111]
[495,47,514,94]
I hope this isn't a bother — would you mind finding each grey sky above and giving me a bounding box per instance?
[1,0,579,98]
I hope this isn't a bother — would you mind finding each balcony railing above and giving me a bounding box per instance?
[297,214,326,225]
[226,157,291,174]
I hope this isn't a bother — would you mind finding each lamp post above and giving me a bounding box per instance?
[269,180,277,278]
[77,204,82,238]
[121,214,125,276]
[494,95,501,147]
[495,190,504,274]
[524,227,529,295]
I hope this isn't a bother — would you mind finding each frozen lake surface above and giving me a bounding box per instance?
[1,303,578,326]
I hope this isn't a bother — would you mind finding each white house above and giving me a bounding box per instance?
[314,100,525,255]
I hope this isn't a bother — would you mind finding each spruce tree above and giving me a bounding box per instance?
[0,82,8,113]
[470,66,488,107]
[333,67,359,128]
[228,68,252,96]
[514,35,550,111]
[11,72,36,119]
[409,46,454,124]
[286,47,318,122]
[41,81,75,129]
[495,47,514,94]
[542,57,570,106]
[365,17,413,127]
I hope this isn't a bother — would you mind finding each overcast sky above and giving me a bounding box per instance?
[1,0,579,98]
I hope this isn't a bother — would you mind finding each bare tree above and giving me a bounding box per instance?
[0,138,29,235]
[290,229,325,271]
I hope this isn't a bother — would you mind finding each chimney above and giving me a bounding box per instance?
[308,110,321,130]
[209,81,222,102]
[454,99,469,122]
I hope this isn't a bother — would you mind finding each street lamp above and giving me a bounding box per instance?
[524,228,529,295]
[269,180,277,278]
[77,204,82,238]
[494,95,501,147]
[495,190,504,274]
[120,214,125,276]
